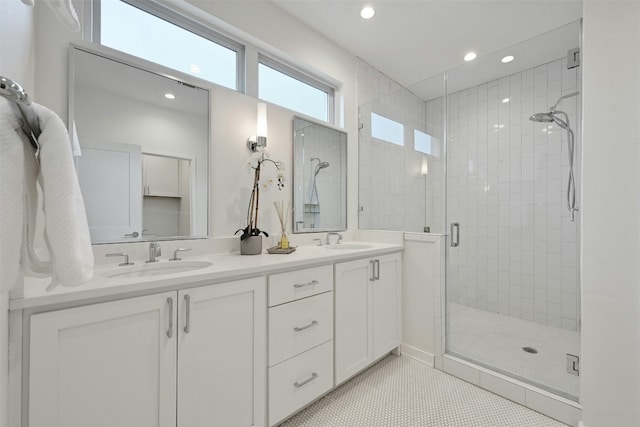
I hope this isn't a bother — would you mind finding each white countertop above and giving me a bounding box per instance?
[11,242,403,311]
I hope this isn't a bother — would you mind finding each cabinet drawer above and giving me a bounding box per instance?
[269,292,333,366]
[268,265,333,306]
[268,341,333,426]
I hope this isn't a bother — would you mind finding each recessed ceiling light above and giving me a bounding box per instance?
[360,6,375,19]
[164,93,175,100]
[190,64,201,74]
[501,55,515,63]
[464,52,477,62]
[502,97,510,103]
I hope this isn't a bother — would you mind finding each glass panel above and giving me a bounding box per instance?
[101,0,238,90]
[258,63,328,122]
[444,20,581,401]
[357,62,445,233]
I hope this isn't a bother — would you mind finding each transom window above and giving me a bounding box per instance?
[371,113,404,146]
[259,56,333,123]
[97,0,242,90]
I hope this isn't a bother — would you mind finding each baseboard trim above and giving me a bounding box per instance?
[401,344,434,367]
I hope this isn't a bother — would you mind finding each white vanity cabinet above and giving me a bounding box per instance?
[29,292,178,427]
[267,266,334,426]
[334,252,402,385]
[28,277,266,427]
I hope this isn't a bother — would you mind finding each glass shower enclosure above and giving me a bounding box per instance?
[358,20,582,402]
[444,21,582,401]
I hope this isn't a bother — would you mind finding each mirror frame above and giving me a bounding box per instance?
[292,115,347,233]
[69,42,211,244]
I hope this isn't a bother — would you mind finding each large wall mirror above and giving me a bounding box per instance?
[293,116,347,233]
[70,45,209,244]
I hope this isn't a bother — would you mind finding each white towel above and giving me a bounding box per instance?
[31,103,94,287]
[0,101,26,292]
[0,100,93,292]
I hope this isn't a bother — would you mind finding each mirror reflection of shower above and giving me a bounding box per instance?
[305,158,330,227]
[529,91,579,221]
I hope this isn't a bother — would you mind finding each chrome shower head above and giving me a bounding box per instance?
[314,161,330,176]
[529,112,555,123]
[529,111,569,129]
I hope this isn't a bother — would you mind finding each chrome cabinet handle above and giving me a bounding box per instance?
[293,320,318,332]
[124,231,139,238]
[293,372,318,388]
[370,260,375,282]
[374,259,380,281]
[450,222,460,247]
[294,280,319,289]
[184,294,191,334]
[166,297,173,339]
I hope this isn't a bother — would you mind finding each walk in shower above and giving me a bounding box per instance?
[359,20,581,402]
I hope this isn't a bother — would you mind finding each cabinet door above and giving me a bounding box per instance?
[177,277,266,427]
[29,293,177,427]
[373,253,402,359]
[334,258,373,385]
[144,155,180,197]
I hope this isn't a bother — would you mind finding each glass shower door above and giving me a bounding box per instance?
[444,21,582,401]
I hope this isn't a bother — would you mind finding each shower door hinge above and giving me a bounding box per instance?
[566,353,580,376]
[567,47,580,69]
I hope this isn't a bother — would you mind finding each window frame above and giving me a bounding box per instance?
[258,54,335,124]
[92,0,246,92]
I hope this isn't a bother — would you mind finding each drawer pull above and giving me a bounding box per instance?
[293,372,319,388]
[293,320,318,332]
[293,280,319,289]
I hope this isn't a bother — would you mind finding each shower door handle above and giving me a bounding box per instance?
[450,222,460,247]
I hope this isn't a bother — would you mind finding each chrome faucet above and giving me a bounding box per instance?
[147,242,161,263]
[326,232,343,245]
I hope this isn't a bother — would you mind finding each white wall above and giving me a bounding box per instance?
[581,1,640,426]
[0,2,35,425]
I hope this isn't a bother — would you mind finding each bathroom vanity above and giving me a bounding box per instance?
[8,243,402,427]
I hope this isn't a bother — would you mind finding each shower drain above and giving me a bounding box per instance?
[522,346,538,354]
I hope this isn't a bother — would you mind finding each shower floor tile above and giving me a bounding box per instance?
[447,303,580,399]
[281,354,566,426]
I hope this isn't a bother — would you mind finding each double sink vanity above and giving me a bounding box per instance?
[8,241,403,427]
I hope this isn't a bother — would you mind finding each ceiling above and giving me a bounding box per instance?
[270,0,583,94]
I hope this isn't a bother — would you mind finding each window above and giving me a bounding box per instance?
[98,0,242,90]
[371,113,404,146]
[414,129,440,157]
[259,56,333,123]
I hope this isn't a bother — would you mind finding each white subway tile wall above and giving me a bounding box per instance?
[445,58,581,331]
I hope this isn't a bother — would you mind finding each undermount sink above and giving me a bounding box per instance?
[102,261,213,279]
[323,244,372,250]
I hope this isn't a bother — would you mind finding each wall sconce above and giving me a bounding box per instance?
[247,102,268,151]
[420,156,429,175]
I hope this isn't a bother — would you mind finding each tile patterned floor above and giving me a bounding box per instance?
[281,355,567,427]
[447,303,580,399]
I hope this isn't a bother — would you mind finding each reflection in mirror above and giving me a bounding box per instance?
[70,45,209,244]
[293,117,347,233]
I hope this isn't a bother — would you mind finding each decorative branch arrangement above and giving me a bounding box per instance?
[274,201,292,248]
[235,151,283,241]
